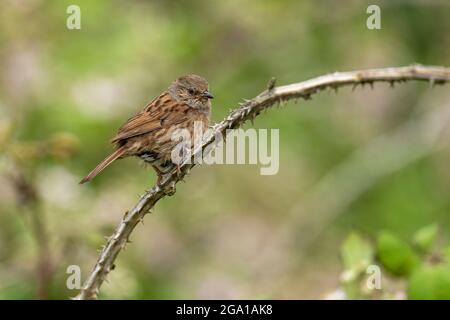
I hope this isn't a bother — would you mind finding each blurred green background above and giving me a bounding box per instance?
[0,0,449,299]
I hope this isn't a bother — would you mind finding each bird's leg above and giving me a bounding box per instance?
[152,165,176,196]
[152,165,164,185]
[176,164,181,177]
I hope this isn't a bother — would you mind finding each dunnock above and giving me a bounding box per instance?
[80,74,213,184]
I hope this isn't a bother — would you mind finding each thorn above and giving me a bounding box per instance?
[267,77,276,91]
[369,81,374,90]
[351,83,358,92]
[389,80,395,88]
[429,78,435,88]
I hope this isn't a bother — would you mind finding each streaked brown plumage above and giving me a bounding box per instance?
[80,74,213,184]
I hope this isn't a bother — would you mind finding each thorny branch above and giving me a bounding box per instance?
[75,65,450,299]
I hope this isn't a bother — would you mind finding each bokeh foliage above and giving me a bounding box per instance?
[339,225,450,299]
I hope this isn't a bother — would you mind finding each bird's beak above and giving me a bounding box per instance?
[202,91,214,99]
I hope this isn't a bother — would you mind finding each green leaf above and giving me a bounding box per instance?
[413,224,438,254]
[340,232,374,281]
[408,264,450,300]
[376,231,419,276]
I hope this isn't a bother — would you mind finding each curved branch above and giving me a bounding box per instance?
[74,64,450,299]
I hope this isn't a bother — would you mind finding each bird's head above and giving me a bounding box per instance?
[169,74,213,111]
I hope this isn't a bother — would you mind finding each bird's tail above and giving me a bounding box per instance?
[79,146,127,184]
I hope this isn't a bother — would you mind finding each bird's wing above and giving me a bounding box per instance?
[111,92,188,143]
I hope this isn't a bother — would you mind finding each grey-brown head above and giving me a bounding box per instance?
[169,74,213,111]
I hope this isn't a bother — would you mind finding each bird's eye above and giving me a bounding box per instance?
[188,89,195,95]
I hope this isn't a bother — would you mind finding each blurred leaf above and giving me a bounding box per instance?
[412,223,438,254]
[10,143,40,162]
[340,232,374,281]
[0,120,14,150]
[47,133,80,160]
[377,231,419,276]
[341,278,362,299]
[408,264,450,300]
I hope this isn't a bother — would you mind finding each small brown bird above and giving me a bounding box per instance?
[80,74,213,184]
